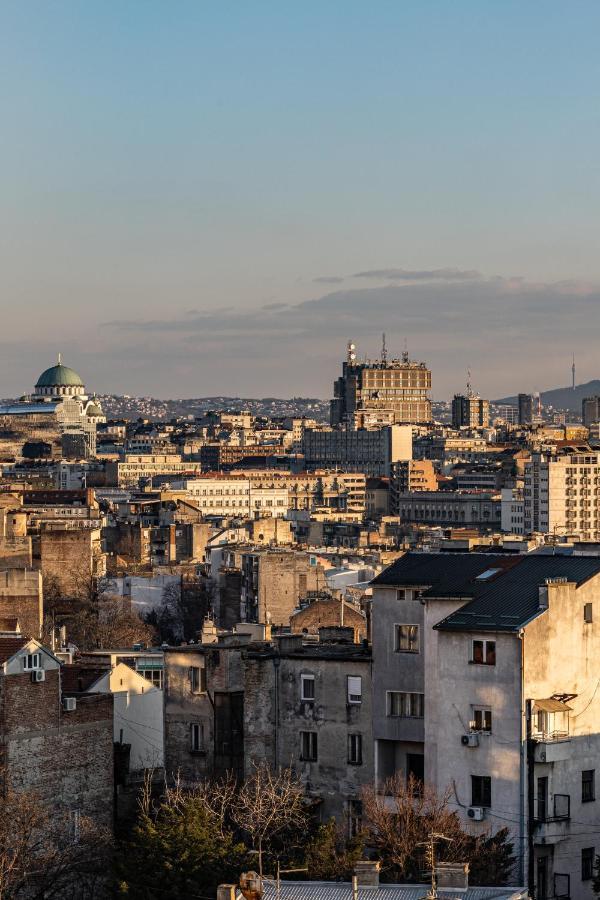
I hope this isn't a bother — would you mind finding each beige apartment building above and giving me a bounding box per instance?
[106,454,202,487]
[524,450,600,539]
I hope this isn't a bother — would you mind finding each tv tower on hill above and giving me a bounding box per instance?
[572,353,576,391]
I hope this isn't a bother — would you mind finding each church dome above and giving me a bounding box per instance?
[36,363,84,389]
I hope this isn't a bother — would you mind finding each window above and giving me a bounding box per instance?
[584,603,593,624]
[394,624,420,653]
[190,723,205,752]
[139,668,163,689]
[301,674,315,702]
[300,731,317,761]
[189,666,206,694]
[471,639,496,666]
[347,675,362,704]
[471,775,492,808]
[22,652,41,671]
[69,809,81,844]
[348,799,362,838]
[387,691,424,718]
[348,733,363,765]
[472,708,492,732]
[582,847,595,881]
[582,769,595,803]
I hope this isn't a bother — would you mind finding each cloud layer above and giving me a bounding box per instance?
[93,270,600,398]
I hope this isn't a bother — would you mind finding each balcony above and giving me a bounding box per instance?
[534,794,570,845]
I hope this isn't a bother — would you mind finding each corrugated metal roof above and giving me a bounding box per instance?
[435,555,600,632]
[249,880,526,900]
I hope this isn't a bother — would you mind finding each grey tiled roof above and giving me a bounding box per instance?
[435,554,600,632]
[370,552,521,597]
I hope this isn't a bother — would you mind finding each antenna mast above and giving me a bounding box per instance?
[572,353,576,391]
[402,337,409,365]
[381,333,387,366]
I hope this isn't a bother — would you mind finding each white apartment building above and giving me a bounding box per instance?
[372,552,600,900]
[170,476,289,518]
[427,558,600,900]
[501,487,525,534]
[524,450,600,539]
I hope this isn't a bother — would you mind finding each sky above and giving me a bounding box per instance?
[1,1,600,400]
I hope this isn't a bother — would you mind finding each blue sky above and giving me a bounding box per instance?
[1,2,600,398]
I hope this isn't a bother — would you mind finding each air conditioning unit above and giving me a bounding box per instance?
[62,697,77,712]
[467,806,485,821]
[461,732,479,747]
[31,669,45,683]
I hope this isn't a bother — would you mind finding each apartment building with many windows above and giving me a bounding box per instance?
[523,449,600,539]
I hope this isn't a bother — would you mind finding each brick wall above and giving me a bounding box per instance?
[0,669,114,831]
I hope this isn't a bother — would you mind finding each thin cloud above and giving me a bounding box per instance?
[313,276,344,284]
[262,302,289,310]
[352,267,482,282]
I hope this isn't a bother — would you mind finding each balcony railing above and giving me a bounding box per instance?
[535,794,570,824]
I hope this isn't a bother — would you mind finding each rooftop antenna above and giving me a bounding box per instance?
[572,353,576,391]
[402,336,409,364]
[346,340,356,364]
[381,332,387,366]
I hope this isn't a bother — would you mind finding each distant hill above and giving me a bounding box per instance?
[495,380,600,414]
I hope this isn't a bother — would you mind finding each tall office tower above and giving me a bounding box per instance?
[451,393,490,429]
[518,392,542,426]
[582,396,600,427]
[330,340,432,427]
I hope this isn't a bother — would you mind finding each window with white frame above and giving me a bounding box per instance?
[470,639,496,666]
[472,707,492,732]
[387,691,424,718]
[347,675,362,704]
[22,652,41,671]
[394,624,420,653]
[300,674,315,702]
[190,722,205,753]
[189,666,206,694]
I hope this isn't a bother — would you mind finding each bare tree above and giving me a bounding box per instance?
[361,774,465,880]
[0,780,111,899]
[231,763,307,876]
[361,774,515,884]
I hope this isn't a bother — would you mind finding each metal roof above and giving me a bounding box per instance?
[250,880,527,900]
[435,555,600,632]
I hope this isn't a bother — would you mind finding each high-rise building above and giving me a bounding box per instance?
[330,341,432,427]
[451,393,490,429]
[582,396,600,427]
[518,392,542,426]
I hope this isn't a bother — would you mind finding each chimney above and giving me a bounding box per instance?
[275,634,304,654]
[353,860,380,888]
[217,887,236,900]
[435,862,469,891]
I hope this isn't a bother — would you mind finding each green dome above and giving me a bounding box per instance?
[36,363,84,388]
[86,403,102,416]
